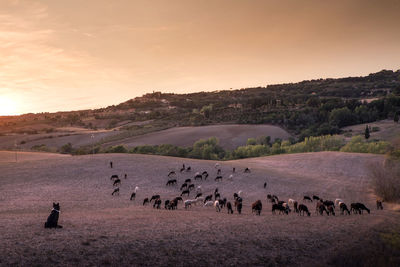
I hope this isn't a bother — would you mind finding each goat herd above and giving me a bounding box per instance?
[108,161,383,218]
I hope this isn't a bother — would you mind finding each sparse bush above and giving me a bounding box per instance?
[60,143,73,154]
[370,160,400,202]
[105,145,127,153]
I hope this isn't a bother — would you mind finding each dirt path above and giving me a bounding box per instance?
[0,152,398,266]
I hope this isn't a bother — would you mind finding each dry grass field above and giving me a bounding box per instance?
[0,151,399,266]
[104,124,292,150]
[341,119,400,142]
[0,124,291,152]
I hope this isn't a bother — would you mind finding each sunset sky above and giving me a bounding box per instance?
[1,0,400,115]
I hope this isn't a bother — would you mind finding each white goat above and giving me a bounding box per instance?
[334,198,343,207]
[204,201,214,207]
[184,199,194,209]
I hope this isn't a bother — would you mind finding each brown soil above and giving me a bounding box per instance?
[104,124,292,150]
[0,151,399,266]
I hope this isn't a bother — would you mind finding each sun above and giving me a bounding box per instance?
[0,96,19,116]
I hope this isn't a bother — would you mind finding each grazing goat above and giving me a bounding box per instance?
[339,202,350,215]
[334,198,343,207]
[188,184,195,191]
[227,202,233,214]
[204,201,214,207]
[130,186,139,200]
[282,202,291,213]
[214,193,221,200]
[303,196,312,202]
[153,198,162,209]
[204,194,213,203]
[215,175,223,182]
[196,186,202,194]
[194,174,203,180]
[113,178,121,187]
[150,195,160,202]
[214,201,221,212]
[316,202,329,215]
[195,193,203,199]
[323,200,335,209]
[217,169,222,175]
[298,204,310,216]
[173,197,183,203]
[168,171,176,177]
[218,198,227,208]
[143,198,149,205]
[185,178,192,184]
[44,203,62,229]
[264,182,267,189]
[112,188,120,196]
[165,200,170,209]
[181,190,190,197]
[252,200,263,215]
[227,174,234,181]
[202,171,209,180]
[237,202,242,214]
[288,199,295,205]
[293,201,299,213]
[350,203,370,214]
[376,200,383,210]
[180,183,188,191]
[186,166,191,172]
[313,195,320,201]
[184,199,193,209]
[272,204,288,215]
[110,174,119,180]
[244,167,251,173]
[327,205,335,216]
[166,179,177,186]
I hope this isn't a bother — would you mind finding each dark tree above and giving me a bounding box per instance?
[365,125,370,139]
[394,112,399,123]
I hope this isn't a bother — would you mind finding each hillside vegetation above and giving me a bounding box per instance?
[1,70,400,137]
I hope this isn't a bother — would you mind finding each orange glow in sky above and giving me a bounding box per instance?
[1,0,400,115]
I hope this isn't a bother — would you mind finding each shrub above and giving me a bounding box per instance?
[60,143,73,154]
[340,136,390,154]
[370,160,400,201]
[283,135,344,153]
[106,145,127,153]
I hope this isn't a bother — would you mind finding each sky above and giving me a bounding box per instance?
[0,0,400,115]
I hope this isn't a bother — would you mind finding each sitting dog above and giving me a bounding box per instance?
[44,202,63,228]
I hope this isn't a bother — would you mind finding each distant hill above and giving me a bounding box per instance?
[1,69,399,151]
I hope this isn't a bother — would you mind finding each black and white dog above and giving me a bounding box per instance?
[44,202,63,228]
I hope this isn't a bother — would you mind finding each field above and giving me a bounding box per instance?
[103,124,291,150]
[0,124,291,151]
[341,119,400,142]
[1,151,399,266]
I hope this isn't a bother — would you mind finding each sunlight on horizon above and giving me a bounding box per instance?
[0,96,19,116]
